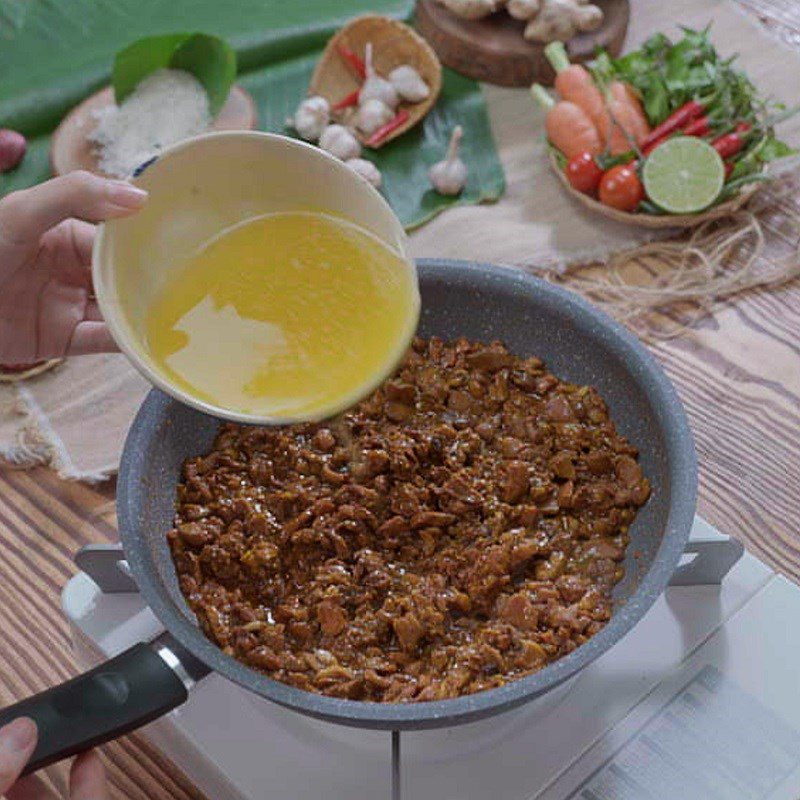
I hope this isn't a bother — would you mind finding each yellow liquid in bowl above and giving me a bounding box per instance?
[145,212,419,420]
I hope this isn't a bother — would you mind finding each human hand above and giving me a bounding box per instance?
[0,171,147,364]
[0,717,108,799]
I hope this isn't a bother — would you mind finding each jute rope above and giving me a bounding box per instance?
[538,175,800,340]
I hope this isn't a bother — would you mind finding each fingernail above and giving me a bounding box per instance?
[0,717,37,753]
[107,181,148,208]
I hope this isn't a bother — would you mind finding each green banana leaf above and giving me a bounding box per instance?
[0,0,504,229]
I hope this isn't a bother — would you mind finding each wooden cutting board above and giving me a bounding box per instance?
[415,0,630,87]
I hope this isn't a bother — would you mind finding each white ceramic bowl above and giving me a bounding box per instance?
[93,131,418,424]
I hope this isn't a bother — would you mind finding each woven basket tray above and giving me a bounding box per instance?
[550,153,759,229]
[310,15,442,148]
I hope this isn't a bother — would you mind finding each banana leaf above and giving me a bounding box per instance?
[0,0,504,229]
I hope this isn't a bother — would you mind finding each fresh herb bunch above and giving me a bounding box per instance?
[590,26,796,184]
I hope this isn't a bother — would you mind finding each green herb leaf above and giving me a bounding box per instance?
[759,135,797,162]
[547,142,567,170]
[171,34,237,116]
[112,32,236,116]
[716,172,769,202]
[643,77,670,126]
[113,33,191,104]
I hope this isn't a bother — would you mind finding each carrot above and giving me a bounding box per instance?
[546,43,609,132]
[613,82,650,144]
[531,85,601,158]
[545,43,648,155]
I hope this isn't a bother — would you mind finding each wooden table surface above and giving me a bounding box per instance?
[1,2,799,798]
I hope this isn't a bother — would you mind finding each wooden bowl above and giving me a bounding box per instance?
[309,15,442,148]
[50,85,257,178]
[415,0,629,88]
[550,154,760,229]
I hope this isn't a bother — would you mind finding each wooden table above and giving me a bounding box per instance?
[1,2,798,798]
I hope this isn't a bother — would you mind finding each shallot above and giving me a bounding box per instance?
[0,129,27,173]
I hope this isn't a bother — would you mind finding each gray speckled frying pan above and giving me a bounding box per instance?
[0,260,697,773]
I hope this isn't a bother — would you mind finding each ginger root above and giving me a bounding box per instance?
[435,0,507,21]
[518,0,603,42]
[436,0,603,44]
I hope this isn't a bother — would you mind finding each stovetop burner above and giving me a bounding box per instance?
[64,518,800,800]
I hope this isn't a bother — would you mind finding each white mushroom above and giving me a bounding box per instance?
[435,0,506,20]
[291,96,330,142]
[319,124,361,160]
[429,126,468,196]
[359,43,399,110]
[389,65,430,104]
[346,158,383,188]
[356,98,394,136]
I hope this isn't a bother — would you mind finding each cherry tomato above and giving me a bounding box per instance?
[565,152,603,195]
[599,164,644,212]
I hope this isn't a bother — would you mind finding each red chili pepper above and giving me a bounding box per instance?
[712,122,752,159]
[365,109,410,147]
[332,88,360,111]
[640,100,706,152]
[724,161,735,179]
[337,44,367,80]
[682,116,711,137]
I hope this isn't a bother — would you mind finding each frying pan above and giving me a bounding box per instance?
[0,260,697,774]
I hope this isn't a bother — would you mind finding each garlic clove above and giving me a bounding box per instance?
[319,124,361,161]
[356,98,394,136]
[292,95,330,142]
[345,158,382,189]
[388,65,430,104]
[359,43,400,110]
[429,125,468,196]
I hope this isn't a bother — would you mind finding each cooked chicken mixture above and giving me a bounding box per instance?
[169,337,650,702]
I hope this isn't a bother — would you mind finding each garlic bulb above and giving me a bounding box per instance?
[356,98,394,136]
[292,96,330,142]
[429,126,468,196]
[388,65,430,103]
[346,158,382,189]
[359,43,399,109]
[319,124,361,160]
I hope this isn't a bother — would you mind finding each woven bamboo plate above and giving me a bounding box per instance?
[309,15,442,148]
[550,153,760,229]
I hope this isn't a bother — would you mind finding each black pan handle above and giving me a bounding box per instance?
[0,641,189,775]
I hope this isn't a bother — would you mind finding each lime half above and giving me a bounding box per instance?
[643,137,725,214]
